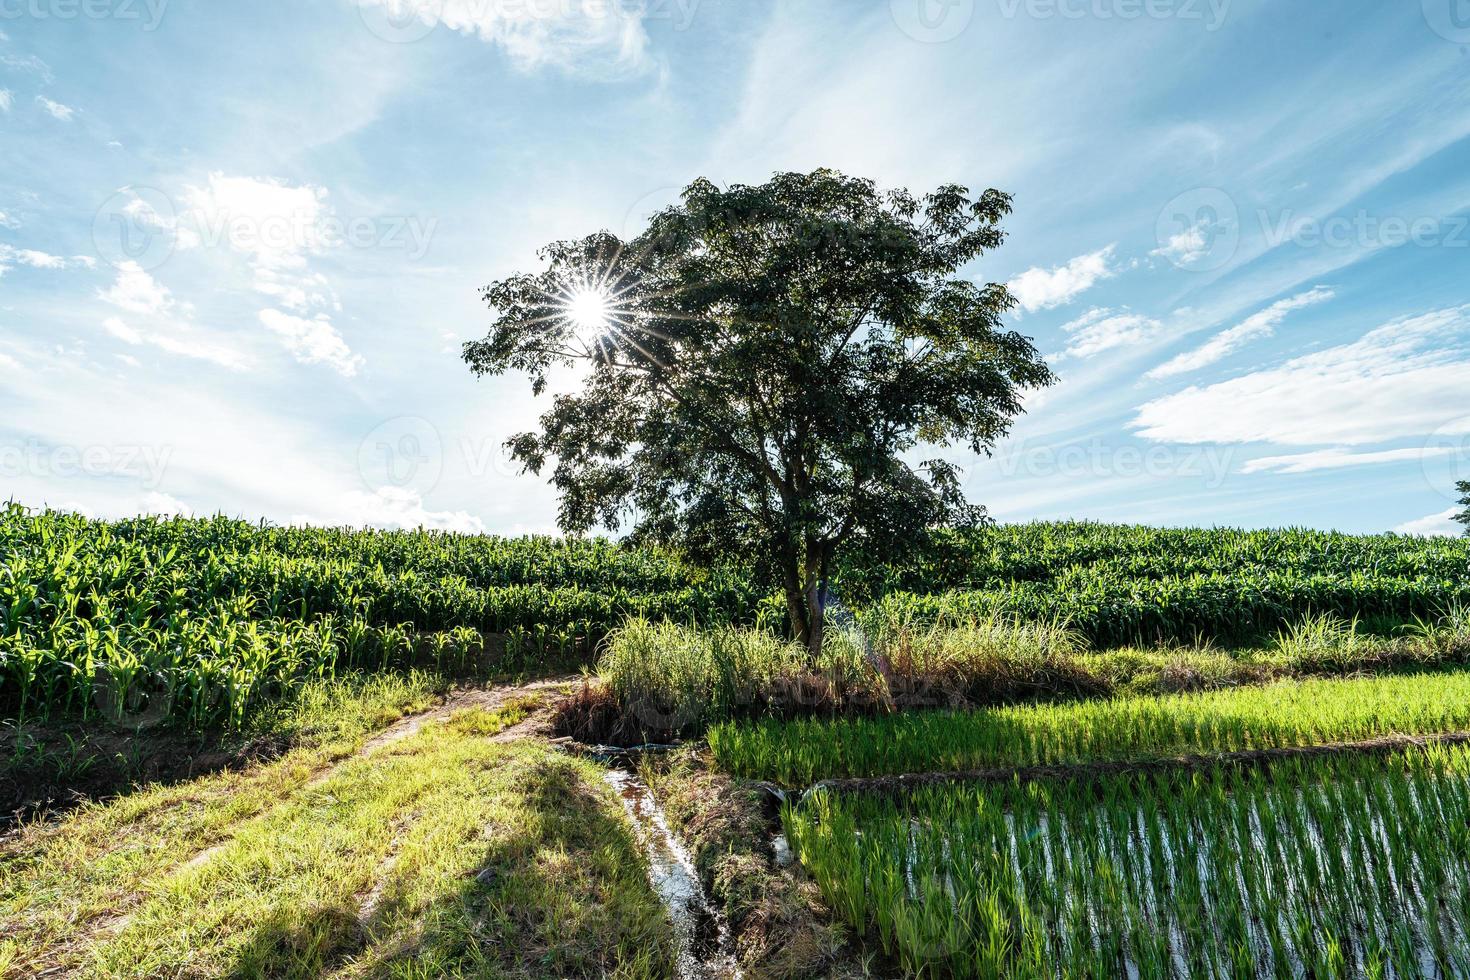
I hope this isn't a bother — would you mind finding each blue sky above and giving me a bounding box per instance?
[1,0,1468,536]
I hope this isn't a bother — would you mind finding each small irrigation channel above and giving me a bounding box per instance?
[590,745,741,980]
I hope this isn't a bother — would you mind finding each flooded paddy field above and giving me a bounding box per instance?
[785,743,1470,978]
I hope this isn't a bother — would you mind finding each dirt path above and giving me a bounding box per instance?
[21,676,583,980]
[357,674,580,754]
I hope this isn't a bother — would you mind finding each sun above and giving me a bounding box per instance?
[565,288,611,334]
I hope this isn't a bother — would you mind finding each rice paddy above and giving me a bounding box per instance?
[785,744,1470,978]
[711,667,1470,784]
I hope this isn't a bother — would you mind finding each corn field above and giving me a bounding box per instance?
[847,522,1470,646]
[5,504,1468,729]
[0,504,756,729]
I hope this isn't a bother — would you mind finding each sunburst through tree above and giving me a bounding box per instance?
[466,170,1055,654]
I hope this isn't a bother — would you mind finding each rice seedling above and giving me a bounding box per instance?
[712,667,1470,784]
[786,743,1470,978]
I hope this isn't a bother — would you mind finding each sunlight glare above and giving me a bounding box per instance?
[566,288,611,335]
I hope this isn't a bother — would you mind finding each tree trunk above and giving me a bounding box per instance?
[780,534,811,649]
[804,577,826,659]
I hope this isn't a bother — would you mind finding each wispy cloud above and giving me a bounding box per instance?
[258,309,363,377]
[35,96,74,121]
[1007,245,1118,314]
[1147,286,1336,379]
[291,486,484,534]
[0,89,12,113]
[1394,508,1465,538]
[1243,446,1453,475]
[1057,307,1164,360]
[99,261,175,315]
[1132,306,1470,446]
[0,244,86,275]
[354,0,654,77]
[98,264,250,370]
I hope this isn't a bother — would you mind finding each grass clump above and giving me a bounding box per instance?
[788,743,1470,977]
[573,609,1470,744]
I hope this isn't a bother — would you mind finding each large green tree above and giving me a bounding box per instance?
[465,170,1054,653]
[1457,481,1470,536]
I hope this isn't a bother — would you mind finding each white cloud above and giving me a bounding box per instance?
[1243,446,1453,475]
[185,173,330,271]
[0,351,19,371]
[292,486,484,534]
[13,248,66,269]
[0,245,87,272]
[258,308,363,377]
[356,0,652,77]
[141,491,193,517]
[1007,245,1118,314]
[1057,307,1163,360]
[99,270,249,370]
[35,96,74,121]
[1152,220,1212,265]
[99,261,174,315]
[0,89,12,113]
[116,353,141,368]
[1394,508,1465,538]
[184,173,340,314]
[1133,306,1470,446]
[0,210,18,230]
[102,316,144,345]
[1149,287,1336,380]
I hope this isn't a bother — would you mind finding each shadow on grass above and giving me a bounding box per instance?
[0,719,284,827]
[228,748,676,980]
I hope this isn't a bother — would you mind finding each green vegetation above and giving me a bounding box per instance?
[787,743,1470,977]
[0,677,672,979]
[7,502,1470,733]
[0,503,753,729]
[851,522,1470,647]
[713,666,1470,784]
[585,610,1470,743]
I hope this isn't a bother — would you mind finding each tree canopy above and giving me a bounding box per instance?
[465,169,1055,651]
[1456,481,1470,536]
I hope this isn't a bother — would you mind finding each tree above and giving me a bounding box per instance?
[465,169,1055,654]
[1457,481,1470,536]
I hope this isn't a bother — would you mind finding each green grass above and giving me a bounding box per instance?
[787,743,1470,977]
[0,675,674,979]
[712,667,1470,784]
